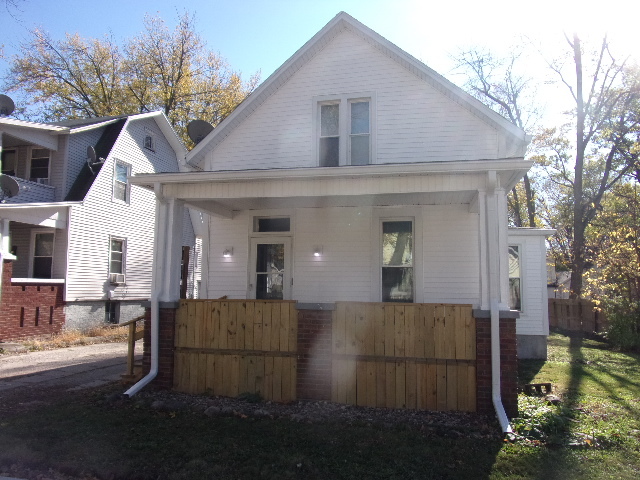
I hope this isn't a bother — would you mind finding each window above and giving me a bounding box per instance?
[30,148,50,184]
[109,238,125,275]
[32,231,54,279]
[1,149,16,176]
[144,134,155,152]
[105,301,119,324]
[254,217,291,233]
[319,103,340,167]
[315,94,373,166]
[381,221,413,302]
[349,100,370,165]
[508,245,522,311]
[113,160,131,203]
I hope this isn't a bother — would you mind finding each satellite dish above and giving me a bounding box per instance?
[0,175,20,199]
[0,95,15,116]
[86,145,104,174]
[187,120,214,145]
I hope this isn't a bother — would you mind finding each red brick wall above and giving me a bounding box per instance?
[0,260,65,341]
[142,306,176,389]
[476,316,518,418]
[296,308,333,401]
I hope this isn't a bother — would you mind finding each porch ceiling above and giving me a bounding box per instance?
[0,203,76,228]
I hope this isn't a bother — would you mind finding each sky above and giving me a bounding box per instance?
[1,0,639,124]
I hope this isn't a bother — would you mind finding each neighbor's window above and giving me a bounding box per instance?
[109,238,125,275]
[144,134,155,151]
[349,100,370,166]
[381,220,413,302]
[1,149,16,176]
[113,160,131,203]
[319,103,340,167]
[509,245,522,311]
[32,232,54,278]
[30,148,50,184]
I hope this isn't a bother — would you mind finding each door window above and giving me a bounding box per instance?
[250,237,291,300]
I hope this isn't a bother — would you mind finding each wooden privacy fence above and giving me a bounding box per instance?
[174,300,298,401]
[332,302,476,412]
[548,299,608,334]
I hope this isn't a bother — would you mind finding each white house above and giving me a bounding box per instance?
[0,111,202,338]
[126,13,551,428]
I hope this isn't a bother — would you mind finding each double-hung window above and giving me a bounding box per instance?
[110,238,126,276]
[113,160,131,203]
[1,149,16,176]
[316,94,373,167]
[508,245,522,311]
[32,231,54,279]
[381,220,414,302]
[30,148,50,184]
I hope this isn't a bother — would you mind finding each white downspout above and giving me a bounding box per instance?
[486,172,512,434]
[125,184,165,397]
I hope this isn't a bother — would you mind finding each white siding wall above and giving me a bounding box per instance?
[206,30,500,171]
[65,117,184,301]
[206,204,481,305]
[49,135,66,201]
[509,231,549,336]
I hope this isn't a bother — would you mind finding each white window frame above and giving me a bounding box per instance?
[29,229,55,279]
[313,92,376,167]
[508,244,524,312]
[371,209,423,303]
[143,128,156,152]
[109,236,127,276]
[28,147,50,184]
[112,159,131,204]
[248,236,292,300]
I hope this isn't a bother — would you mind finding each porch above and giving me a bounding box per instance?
[142,299,517,415]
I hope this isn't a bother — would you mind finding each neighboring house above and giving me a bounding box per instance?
[126,13,551,427]
[0,111,202,340]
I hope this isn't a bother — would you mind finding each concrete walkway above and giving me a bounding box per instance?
[0,342,139,392]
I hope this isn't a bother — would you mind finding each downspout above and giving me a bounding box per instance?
[486,172,512,434]
[125,184,165,397]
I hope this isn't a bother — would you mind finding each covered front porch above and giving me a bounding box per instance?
[129,160,526,420]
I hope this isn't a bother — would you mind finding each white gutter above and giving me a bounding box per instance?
[486,171,512,434]
[124,184,165,397]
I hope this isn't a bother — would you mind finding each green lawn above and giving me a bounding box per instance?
[1,332,639,479]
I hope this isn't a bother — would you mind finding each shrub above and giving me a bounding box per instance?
[602,298,640,351]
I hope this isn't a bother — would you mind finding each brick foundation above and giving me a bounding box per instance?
[142,306,177,389]
[296,308,333,401]
[475,315,518,418]
[0,260,65,341]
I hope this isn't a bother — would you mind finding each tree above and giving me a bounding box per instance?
[3,11,259,145]
[546,36,640,297]
[454,48,541,227]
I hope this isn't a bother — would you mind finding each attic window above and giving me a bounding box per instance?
[144,134,155,152]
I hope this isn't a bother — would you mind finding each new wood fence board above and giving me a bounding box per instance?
[406,360,417,409]
[384,305,395,357]
[245,302,255,350]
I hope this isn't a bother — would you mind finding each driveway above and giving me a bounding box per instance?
[0,342,140,393]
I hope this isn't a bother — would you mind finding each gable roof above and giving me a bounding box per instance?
[186,11,527,169]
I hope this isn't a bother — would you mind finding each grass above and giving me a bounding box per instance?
[1,331,639,479]
[16,324,136,351]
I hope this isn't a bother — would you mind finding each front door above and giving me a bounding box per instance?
[249,237,291,300]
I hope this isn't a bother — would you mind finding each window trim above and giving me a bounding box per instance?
[313,92,376,167]
[28,147,51,184]
[29,229,55,279]
[508,244,524,312]
[371,209,423,303]
[112,159,131,204]
[109,236,127,276]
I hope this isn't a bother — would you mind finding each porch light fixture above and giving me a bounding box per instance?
[223,247,233,258]
[313,246,323,257]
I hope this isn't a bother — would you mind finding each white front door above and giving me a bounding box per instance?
[249,237,292,300]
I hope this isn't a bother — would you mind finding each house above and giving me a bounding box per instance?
[126,13,551,429]
[0,111,202,340]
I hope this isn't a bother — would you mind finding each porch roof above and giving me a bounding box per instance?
[0,202,80,228]
[130,158,531,218]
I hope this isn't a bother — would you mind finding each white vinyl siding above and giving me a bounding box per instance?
[508,230,550,336]
[65,117,185,301]
[205,30,500,171]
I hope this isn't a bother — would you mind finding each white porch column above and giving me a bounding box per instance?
[155,198,185,303]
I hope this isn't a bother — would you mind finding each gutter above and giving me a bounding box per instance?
[124,184,164,397]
